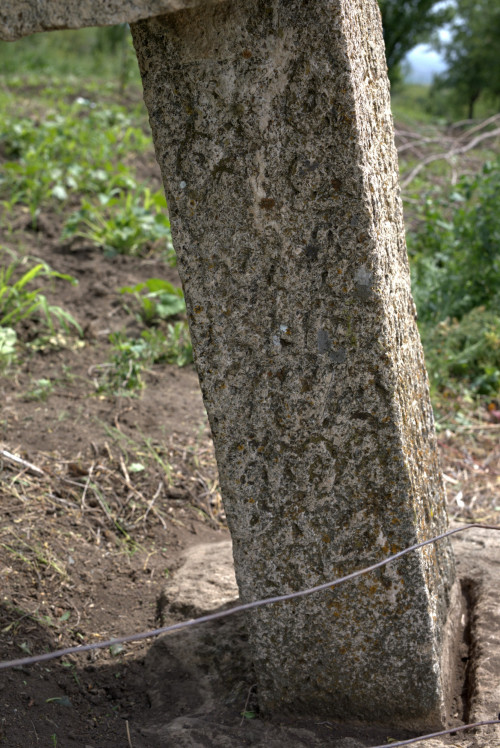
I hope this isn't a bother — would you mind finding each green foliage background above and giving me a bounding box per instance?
[378,0,453,85]
[409,160,500,400]
[431,0,500,119]
[0,26,139,87]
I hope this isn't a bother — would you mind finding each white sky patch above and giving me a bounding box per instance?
[404,28,451,84]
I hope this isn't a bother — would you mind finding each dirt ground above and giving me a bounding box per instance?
[1,121,499,747]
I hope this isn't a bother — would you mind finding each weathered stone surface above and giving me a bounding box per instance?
[0,0,223,42]
[147,528,500,746]
[162,540,237,615]
[132,0,456,728]
[2,0,461,729]
[454,526,500,732]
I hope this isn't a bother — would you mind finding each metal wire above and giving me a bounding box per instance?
[368,718,500,747]
[0,523,497,671]
[1,523,499,746]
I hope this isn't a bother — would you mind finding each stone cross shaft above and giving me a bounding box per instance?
[0,0,457,729]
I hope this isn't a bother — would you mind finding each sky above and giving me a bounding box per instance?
[405,44,448,83]
[404,28,452,84]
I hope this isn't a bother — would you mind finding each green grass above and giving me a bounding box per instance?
[0,27,140,87]
[391,83,437,124]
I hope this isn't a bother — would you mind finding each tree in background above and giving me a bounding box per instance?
[378,0,454,84]
[432,0,500,118]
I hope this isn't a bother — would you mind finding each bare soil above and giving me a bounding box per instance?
[0,113,499,747]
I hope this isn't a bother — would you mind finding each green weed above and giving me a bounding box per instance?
[96,324,192,395]
[120,278,185,324]
[0,98,147,219]
[161,322,193,367]
[421,309,500,398]
[409,159,500,321]
[24,378,54,401]
[63,188,174,258]
[97,333,146,394]
[0,249,82,368]
[0,327,17,369]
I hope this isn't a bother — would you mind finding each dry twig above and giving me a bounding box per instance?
[401,127,500,187]
[0,448,45,477]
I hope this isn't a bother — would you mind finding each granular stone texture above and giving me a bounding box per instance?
[0,0,224,42]
[131,0,456,728]
[147,528,500,747]
[162,541,238,616]
[453,526,500,733]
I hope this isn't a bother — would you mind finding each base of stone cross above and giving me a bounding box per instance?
[141,528,499,748]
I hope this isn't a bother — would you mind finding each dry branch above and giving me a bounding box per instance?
[0,448,45,477]
[401,127,500,187]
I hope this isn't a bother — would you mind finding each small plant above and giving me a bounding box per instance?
[0,98,148,219]
[98,333,147,394]
[96,324,193,395]
[24,378,54,402]
[62,188,175,258]
[0,249,80,331]
[0,327,17,369]
[161,322,193,367]
[120,278,185,324]
[0,248,81,367]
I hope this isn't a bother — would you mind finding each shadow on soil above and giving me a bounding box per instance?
[0,598,426,748]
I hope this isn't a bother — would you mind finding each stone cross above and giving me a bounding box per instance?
[0,0,458,729]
